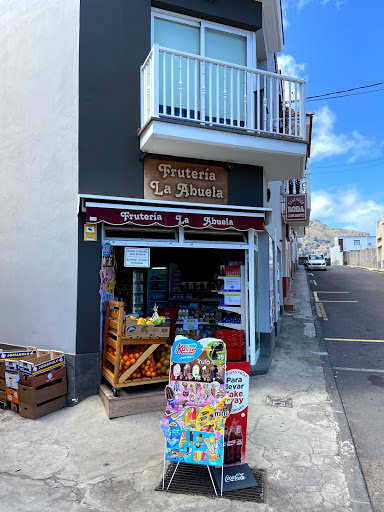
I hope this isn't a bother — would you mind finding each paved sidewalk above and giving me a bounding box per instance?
[0,269,356,511]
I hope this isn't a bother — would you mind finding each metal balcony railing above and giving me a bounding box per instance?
[141,44,306,140]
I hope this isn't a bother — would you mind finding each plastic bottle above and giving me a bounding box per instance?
[234,425,243,463]
[227,424,236,463]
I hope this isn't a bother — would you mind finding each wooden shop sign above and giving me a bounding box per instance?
[144,157,228,204]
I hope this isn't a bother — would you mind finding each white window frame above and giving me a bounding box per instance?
[151,8,256,69]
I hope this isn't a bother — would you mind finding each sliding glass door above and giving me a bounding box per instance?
[153,12,251,125]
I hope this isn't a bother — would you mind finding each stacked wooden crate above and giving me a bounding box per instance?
[18,351,67,419]
[102,301,171,393]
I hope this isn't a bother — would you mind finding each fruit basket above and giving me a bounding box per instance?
[102,301,171,394]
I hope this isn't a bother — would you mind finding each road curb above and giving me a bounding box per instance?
[307,273,374,512]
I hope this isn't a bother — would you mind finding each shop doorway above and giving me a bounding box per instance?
[102,226,260,365]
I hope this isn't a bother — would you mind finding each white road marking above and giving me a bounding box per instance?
[319,303,328,321]
[313,292,319,302]
[325,338,384,343]
[320,300,358,303]
[316,291,349,294]
[334,367,384,373]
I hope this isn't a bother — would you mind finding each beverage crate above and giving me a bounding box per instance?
[215,330,245,361]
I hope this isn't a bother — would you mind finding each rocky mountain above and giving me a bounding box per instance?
[299,219,371,257]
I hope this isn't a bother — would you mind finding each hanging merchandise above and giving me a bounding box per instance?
[99,246,116,312]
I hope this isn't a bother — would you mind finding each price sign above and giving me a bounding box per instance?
[224,292,241,306]
[223,277,240,291]
[183,319,199,330]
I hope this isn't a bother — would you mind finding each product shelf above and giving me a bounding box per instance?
[102,301,170,390]
[217,322,243,330]
[218,306,241,314]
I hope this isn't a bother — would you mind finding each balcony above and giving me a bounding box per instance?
[140,45,308,181]
[281,169,311,229]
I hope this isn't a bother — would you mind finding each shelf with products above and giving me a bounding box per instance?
[218,306,241,314]
[217,322,243,330]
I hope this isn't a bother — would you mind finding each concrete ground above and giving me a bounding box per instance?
[0,269,362,511]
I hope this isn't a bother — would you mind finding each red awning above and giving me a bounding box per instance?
[86,206,264,231]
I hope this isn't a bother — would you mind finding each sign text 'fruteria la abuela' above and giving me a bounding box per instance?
[144,157,228,205]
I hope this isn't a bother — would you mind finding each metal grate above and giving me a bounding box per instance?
[156,462,265,503]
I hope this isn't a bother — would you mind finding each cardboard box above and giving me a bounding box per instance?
[0,389,6,402]
[20,365,66,388]
[5,372,20,390]
[0,377,5,391]
[19,351,65,376]
[5,350,49,374]
[6,387,19,404]
[19,395,66,420]
[19,378,67,406]
[0,361,5,379]
[124,318,170,339]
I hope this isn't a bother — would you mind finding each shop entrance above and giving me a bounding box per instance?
[102,225,260,366]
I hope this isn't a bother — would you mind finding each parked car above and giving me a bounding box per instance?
[305,254,327,271]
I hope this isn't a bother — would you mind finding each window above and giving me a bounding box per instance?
[152,9,254,125]
[354,240,360,245]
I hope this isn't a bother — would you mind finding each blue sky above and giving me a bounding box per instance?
[278,0,384,234]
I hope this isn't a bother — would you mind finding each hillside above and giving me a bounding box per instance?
[299,219,371,257]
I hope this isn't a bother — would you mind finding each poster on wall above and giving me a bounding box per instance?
[124,247,150,268]
[161,337,233,467]
[269,237,275,329]
[224,362,250,466]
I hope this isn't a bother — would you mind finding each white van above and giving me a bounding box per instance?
[305,254,327,271]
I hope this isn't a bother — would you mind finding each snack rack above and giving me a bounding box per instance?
[102,301,170,395]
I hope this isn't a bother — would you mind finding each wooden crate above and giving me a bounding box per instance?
[99,383,165,419]
[102,301,169,391]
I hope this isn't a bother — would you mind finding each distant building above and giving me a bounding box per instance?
[331,235,376,266]
[377,217,384,268]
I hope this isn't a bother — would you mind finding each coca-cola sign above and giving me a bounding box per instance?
[286,194,307,221]
[213,463,258,492]
[86,207,264,232]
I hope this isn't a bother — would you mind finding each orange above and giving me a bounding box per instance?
[122,355,129,362]
[151,372,157,378]
[135,353,140,359]
[156,362,161,369]
[146,371,151,377]
[130,358,136,365]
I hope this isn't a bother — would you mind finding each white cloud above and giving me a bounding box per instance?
[311,188,384,233]
[311,105,375,162]
[283,0,344,26]
[278,54,306,79]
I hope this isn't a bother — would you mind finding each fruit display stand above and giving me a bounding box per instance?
[102,301,171,395]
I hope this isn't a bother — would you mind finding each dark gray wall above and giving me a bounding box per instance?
[228,163,263,207]
[79,0,151,197]
[76,214,102,354]
[152,0,262,31]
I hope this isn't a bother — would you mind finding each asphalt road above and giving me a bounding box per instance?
[308,266,384,511]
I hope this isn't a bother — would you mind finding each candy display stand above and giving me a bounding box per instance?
[102,301,170,396]
[161,336,232,496]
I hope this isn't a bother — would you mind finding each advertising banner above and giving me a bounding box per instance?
[86,206,264,232]
[161,338,233,467]
[224,362,250,466]
[286,194,307,221]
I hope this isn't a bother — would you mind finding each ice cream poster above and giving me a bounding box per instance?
[170,337,226,385]
[224,362,250,466]
[162,337,232,466]
[162,386,233,467]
